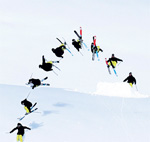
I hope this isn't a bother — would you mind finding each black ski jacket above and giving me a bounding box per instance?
[72,41,81,51]
[28,78,41,89]
[21,99,32,108]
[10,126,31,136]
[91,43,103,53]
[123,75,136,84]
[107,57,123,63]
[52,45,65,58]
[40,63,53,71]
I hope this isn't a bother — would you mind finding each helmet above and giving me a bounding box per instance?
[72,39,75,41]
[52,48,55,52]
[129,72,132,75]
[112,54,114,57]
[21,101,24,105]
[17,123,22,127]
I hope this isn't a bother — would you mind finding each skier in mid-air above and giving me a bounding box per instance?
[91,42,103,61]
[10,123,31,142]
[107,54,123,68]
[72,39,82,52]
[21,99,35,114]
[123,72,136,87]
[27,77,49,89]
[52,44,66,58]
[39,55,59,72]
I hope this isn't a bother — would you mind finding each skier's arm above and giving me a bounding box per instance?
[123,77,128,82]
[100,48,103,52]
[107,58,111,63]
[134,78,136,84]
[116,57,123,62]
[24,126,31,130]
[10,127,17,133]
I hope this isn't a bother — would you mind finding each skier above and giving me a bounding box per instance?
[91,42,103,53]
[27,77,49,89]
[39,55,59,72]
[91,42,103,60]
[21,99,33,114]
[52,44,66,58]
[10,123,31,142]
[107,54,123,68]
[123,72,136,87]
[72,39,82,51]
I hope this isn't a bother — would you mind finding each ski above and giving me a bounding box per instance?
[41,83,50,86]
[56,37,73,56]
[18,108,38,121]
[62,37,70,49]
[56,38,63,44]
[93,36,96,46]
[105,58,111,74]
[80,27,82,37]
[31,102,37,110]
[74,30,81,39]
[66,48,73,56]
[52,64,61,71]
[41,77,48,82]
[113,68,118,77]
[92,52,95,61]
[74,28,88,50]
[96,51,100,61]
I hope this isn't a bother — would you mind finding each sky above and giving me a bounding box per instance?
[0,0,150,95]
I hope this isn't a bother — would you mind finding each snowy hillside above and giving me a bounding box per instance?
[0,84,150,142]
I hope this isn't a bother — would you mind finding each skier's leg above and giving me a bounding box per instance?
[129,83,133,87]
[110,61,115,68]
[42,56,46,64]
[17,135,23,142]
[24,106,30,113]
[112,61,117,68]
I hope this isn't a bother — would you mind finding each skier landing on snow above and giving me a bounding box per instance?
[10,123,31,142]
[123,72,136,87]
[39,55,59,72]
[107,54,123,68]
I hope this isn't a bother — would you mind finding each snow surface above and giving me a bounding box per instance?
[0,84,150,142]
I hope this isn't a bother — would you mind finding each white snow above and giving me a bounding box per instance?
[0,84,150,142]
[95,82,148,98]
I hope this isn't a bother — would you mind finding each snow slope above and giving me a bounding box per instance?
[0,84,150,142]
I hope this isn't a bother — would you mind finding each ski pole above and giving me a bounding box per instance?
[118,62,121,66]
[79,51,83,56]
[52,64,61,71]
[30,73,33,79]
[66,48,73,56]
[52,70,58,76]
[26,91,31,99]
[135,84,138,91]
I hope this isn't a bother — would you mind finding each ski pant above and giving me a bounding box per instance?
[24,106,30,113]
[108,61,117,68]
[129,83,133,87]
[17,135,23,142]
